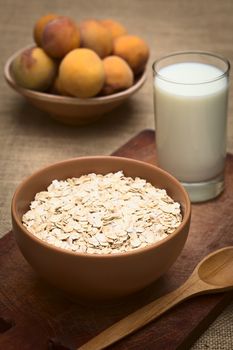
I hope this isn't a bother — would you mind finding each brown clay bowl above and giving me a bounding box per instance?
[4,46,147,126]
[11,156,191,300]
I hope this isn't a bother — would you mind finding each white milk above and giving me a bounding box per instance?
[154,62,228,182]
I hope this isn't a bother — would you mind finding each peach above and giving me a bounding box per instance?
[80,19,112,58]
[58,48,105,98]
[11,47,57,91]
[113,35,149,74]
[50,76,71,96]
[101,56,133,95]
[41,16,81,58]
[33,13,59,46]
[100,19,127,39]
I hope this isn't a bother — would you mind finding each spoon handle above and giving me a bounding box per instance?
[77,276,207,350]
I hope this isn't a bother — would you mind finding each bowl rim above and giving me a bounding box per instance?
[11,156,191,259]
[4,45,147,105]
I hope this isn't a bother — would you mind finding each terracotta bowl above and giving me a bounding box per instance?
[4,46,147,126]
[11,156,191,300]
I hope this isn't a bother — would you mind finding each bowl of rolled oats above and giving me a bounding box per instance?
[11,156,191,299]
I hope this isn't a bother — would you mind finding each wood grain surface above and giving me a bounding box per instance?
[0,130,232,350]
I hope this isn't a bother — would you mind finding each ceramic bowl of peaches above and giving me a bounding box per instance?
[4,14,149,125]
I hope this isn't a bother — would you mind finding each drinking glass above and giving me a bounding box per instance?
[152,51,230,202]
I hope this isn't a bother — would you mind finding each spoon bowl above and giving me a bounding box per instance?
[197,246,233,287]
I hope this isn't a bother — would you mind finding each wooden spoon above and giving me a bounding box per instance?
[78,246,233,350]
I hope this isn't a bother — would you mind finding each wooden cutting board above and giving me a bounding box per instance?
[0,129,232,350]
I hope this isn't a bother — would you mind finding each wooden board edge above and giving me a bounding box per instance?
[177,292,233,349]
[112,129,155,156]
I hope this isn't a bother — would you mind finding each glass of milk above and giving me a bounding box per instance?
[153,52,230,202]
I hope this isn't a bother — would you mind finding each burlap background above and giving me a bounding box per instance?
[1,0,232,348]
